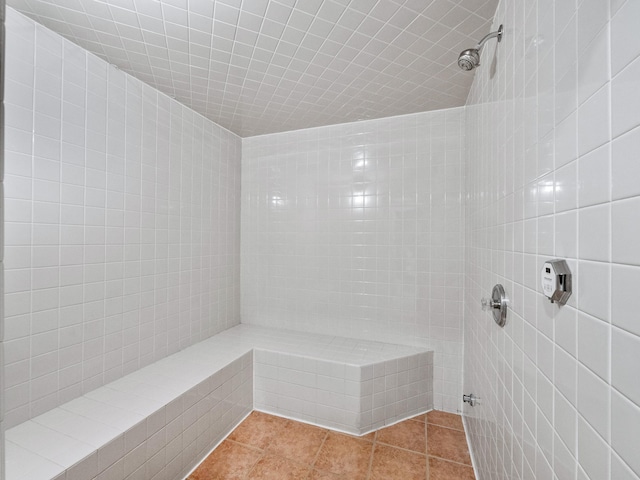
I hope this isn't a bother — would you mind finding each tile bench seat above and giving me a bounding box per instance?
[5,325,432,480]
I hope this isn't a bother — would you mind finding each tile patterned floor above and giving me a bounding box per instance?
[188,410,475,480]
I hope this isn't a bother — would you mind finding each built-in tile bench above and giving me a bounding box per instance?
[237,326,434,434]
[5,325,432,480]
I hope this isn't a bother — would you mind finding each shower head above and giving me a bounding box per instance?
[458,49,481,71]
[458,24,503,71]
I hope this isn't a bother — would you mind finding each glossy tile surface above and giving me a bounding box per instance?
[189,410,475,480]
[464,1,640,479]
[3,7,242,429]
[242,108,465,414]
[7,2,499,136]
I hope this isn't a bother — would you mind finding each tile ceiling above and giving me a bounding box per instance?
[9,0,498,137]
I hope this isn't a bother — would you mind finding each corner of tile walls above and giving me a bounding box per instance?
[463,0,640,479]
[3,8,242,428]
[241,109,465,413]
[1,0,6,475]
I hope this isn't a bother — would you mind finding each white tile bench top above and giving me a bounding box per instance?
[5,325,430,480]
[215,324,428,364]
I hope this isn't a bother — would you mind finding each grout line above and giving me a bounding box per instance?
[428,455,475,469]
[375,440,427,456]
[426,421,465,432]
[226,438,266,454]
[242,450,265,480]
[261,450,318,471]
[365,433,376,480]
[309,430,330,471]
[425,419,429,480]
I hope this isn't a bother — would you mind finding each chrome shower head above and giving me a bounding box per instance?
[458,24,503,71]
[458,49,480,71]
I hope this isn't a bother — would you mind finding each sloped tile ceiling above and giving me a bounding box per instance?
[9,0,498,136]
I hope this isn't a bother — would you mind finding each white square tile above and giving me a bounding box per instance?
[577,144,610,207]
[554,161,578,212]
[612,196,640,266]
[555,346,578,406]
[577,415,609,480]
[555,306,578,357]
[555,211,577,258]
[611,454,640,480]
[577,312,610,381]
[5,441,63,480]
[611,0,640,76]
[555,390,577,455]
[577,363,610,441]
[611,264,640,337]
[611,126,640,201]
[611,390,640,477]
[554,433,577,480]
[612,327,640,407]
[578,84,610,156]
[66,451,99,480]
[7,420,95,469]
[578,204,610,262]
[612,55,640,138]
[577,24,610,105]
[576,261,610,322]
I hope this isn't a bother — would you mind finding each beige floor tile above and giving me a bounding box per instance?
[313,432,373,480]
[267,421,328,465]
[228,411,289,450]
[247,454,310,480]
[427,410,465,431]
[369,444,427,480]
[189,410,477,480]
[429,456,476,480]
[427,424,472,465]
[188,440,262,480]
[376,419,426,453]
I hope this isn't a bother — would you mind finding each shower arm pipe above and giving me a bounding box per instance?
[475,24,503,52]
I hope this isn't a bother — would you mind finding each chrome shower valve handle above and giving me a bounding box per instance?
[481,284,508,327]
[481,297,500,310]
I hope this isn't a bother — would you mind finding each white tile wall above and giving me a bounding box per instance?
[241,109,465,412]
[463,0,640,479]
[1,0,6,476]
[3,8,242,429]
[6,3,638,479]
